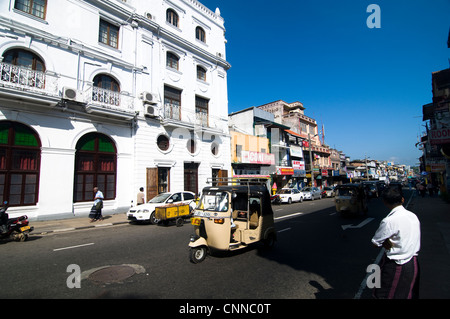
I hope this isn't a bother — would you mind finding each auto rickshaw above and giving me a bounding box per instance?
[334,183,368,216]
[189,178,277,263]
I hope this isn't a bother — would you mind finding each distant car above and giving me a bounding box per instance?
[127,191,196,224]
[277,188,303,204]
[321,186,335,198]
[300,187,322,200]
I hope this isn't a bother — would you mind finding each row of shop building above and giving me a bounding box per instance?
[228,102,411,194]
[417,29,450,195]
[228,102,348,192]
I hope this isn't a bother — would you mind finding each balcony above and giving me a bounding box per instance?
[0,62,59,106]
[161,104,227,134]
[83,86,135,120]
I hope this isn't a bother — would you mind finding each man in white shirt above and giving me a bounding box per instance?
[89,187,104,222]
[371,187,421,299]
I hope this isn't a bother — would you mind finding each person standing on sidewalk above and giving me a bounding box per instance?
[89,187,104,222]
[371,187,421,299]
[137,187,145,205]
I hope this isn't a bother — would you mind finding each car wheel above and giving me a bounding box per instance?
[150,211,160,225]
[288,198,292,204]
[299,197,303,203]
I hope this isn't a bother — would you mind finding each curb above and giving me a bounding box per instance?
[33,221,130,235]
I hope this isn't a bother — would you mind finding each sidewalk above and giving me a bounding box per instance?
[31,213,130,235]
[408,193,450,299]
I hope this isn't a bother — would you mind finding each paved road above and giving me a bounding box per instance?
[0,195,391,300]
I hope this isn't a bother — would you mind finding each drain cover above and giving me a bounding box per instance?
[89,265,136,284]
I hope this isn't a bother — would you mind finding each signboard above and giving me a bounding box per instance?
[241,151,276,165]
[429,128,450,145]
[292,160,305,170]
[276,167,294,175]
[290,146,304,158]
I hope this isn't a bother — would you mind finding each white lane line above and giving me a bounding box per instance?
[53,243,95,252]
[274,212,304,221]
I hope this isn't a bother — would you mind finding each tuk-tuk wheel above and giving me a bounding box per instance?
[263,232,276,250]
[189,247,207,264]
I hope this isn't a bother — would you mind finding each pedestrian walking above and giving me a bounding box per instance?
[137,187,145,205]
[371,187,421,299]
[89,187,104,222]
[417,182,426,197]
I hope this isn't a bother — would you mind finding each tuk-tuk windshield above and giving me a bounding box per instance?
[336,188,356,196]
[198,191,229,212]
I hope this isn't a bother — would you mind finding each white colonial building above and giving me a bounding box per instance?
[0,0,231,220]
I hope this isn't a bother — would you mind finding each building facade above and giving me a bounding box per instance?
[0,0,231,220]
[257,100,331,187]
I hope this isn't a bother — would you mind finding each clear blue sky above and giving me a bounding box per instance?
[200,0,450,166]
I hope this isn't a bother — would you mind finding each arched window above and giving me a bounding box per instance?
[93,74,120,92]
[74,133,117,202]
[166,52,179,70]
[166,9,179,28]
[196,26,206,43]
[92,74,120,106]
[0,121,41,206]
[1,48,46,89]
[2,49,45,72]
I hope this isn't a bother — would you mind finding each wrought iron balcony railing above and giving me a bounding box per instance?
[0,62,58,95]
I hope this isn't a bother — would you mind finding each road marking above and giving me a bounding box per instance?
[277,228,291,233]
[53,243,95,252]
[274,212,303,221]
[341,218,375,230]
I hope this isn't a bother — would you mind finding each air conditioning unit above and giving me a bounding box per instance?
[144,104,159,118]
[62,87,81,102]
[140,91,157,104]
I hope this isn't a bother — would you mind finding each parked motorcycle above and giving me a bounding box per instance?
[0,201,33,242]
[270,194,281,205]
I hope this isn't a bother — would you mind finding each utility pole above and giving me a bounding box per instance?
[309,132,314,187]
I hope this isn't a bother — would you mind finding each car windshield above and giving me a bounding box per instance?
[149,193,171,203]
[302,187,312,192]
[197,191,229,212]
[278,189,291,194]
